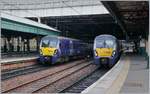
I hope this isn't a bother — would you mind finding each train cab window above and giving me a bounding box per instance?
[96,40,104,48]
[96,39,116,49]
[41,38,58,48]
[105,40,116,49]
[41,40,49,47]
[49,40,58,48]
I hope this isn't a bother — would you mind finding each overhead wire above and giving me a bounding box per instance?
[0,0,39,17]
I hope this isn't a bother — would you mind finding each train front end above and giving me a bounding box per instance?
[93,35,118,67]
[38,36,59,64]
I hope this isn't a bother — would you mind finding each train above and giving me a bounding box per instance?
[93,34,121,67]
[38,36,92,64]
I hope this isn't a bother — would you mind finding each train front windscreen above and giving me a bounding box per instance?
[96,40,116,50]
[40,38,58,48]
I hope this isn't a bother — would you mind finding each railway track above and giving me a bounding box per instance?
[61,68,108,93]
[2,59,92,93]
[33,62,95,93]
[1,64,49,80]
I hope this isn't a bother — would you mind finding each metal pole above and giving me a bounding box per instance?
[148,30,149,69]
[148,1,150,69]
[0,11,1,60]
[37,17,41,23]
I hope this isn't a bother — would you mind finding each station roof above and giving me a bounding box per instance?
[0,0,109,17]
[38,14,123,42]
[1,1,148,42]
[102,1,149,40]
[1,12,60,32]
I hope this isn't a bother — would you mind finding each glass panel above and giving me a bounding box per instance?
[105,40,115,48]
[96,39,116,49]
[49,39,58,47]
[41,38,58,48]
[41,40,49,47]
[96,40,104,48]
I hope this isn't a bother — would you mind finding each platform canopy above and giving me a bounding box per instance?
[0,0,109,17]
[1,12,60,36]
[102,1,149,40]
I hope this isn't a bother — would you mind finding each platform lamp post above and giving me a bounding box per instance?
[0,11,1,59]
[145,33,149,69]
[36,16,40,53]
[148,1,150,69]
[148,28,149,69]
[148,47,149,69]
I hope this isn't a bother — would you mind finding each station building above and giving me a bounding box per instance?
[1,12,60,56]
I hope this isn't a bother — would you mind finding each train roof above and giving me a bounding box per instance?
[42,35,81,41]
[95,34,117,40]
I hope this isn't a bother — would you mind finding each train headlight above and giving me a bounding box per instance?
[40,49,43,55]
[54,49,58,55]
[94,50,98,56]
[111,51,116,57]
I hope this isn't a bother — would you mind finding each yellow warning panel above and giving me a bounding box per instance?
[96,48,113,57]
[41,47,57,56]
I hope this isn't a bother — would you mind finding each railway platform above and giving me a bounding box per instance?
[1,52,38,64]
[1,53,38,71]
[1,56,38,64]
[82,54,149,94]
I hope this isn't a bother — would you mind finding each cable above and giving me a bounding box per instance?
[0,0,39,17]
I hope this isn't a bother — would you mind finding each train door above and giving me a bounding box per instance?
[59,39,65,56]
[69,40,73,56]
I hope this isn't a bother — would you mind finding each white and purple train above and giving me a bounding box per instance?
[38,36,92,64]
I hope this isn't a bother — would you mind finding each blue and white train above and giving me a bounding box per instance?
[93,34,121,67]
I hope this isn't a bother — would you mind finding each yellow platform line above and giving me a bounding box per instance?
[106,58,130,94]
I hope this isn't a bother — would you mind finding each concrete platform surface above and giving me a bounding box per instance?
[82,55,149,94]
[1,56,38,64]
[120,55,149,94]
